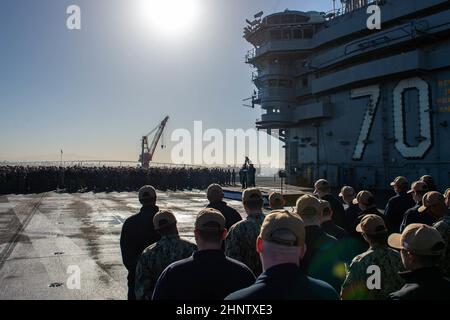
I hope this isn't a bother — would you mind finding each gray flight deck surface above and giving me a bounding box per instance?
[0,191,247,300]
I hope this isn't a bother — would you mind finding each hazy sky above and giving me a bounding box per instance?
[0,0,331,164]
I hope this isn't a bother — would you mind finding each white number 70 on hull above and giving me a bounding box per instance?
[351,77,432,161]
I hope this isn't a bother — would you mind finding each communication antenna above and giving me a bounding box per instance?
[254,11,264,19]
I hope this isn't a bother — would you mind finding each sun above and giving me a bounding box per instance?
[138,0,201,37]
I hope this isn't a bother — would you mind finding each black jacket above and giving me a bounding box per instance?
[321,194,346,229]
[321,220,349,240]
[207,201,242,230]
[152,250,255,300]
[225,263,339,300]
[400,203,437,232]
[120,205,160,300]
[384,192,415,233]
[344,203,361,234]
[389,267,450,300]
[357,206,385,222]
[301,225,344,291]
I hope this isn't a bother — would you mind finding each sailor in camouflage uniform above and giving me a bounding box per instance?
[419,191,450,278]
[226,188,265,276]
[135,210,197,300]
[341,214,404,300]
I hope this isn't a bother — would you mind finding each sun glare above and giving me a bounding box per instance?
[138,0,201,37]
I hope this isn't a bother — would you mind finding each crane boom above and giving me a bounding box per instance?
[139,116,169,168]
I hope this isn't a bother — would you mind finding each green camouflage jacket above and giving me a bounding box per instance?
[225,213,265,276]
[135,234,197,300]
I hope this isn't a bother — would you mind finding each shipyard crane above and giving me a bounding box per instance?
[139,116,169,168]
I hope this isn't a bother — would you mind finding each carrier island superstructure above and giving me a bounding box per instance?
[244,0,450,190]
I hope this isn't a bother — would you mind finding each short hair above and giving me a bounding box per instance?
[157,224,178,237]
[270,197,283,208]
[244,194,264,210]
[140,196,156,206]
[364,231,388,246]
[317,184,330,193]
[197,221,223,243]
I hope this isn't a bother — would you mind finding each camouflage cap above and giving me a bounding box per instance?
[388,223,445,256]
[138,185,156,200]
[260,210,305,247]
[242,188,263,202]
[339,186,355,198]
[153,210,177,230]
[352,190,374,206]
[408,181,428,194]
[390,176,409,188]
[195,208,226,231]
[295,194,321,216]
[418,191,445,213]
[356,214,387,235]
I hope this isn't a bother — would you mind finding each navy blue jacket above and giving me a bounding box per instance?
[390,267,450,300]
[384,192,415,233]
[321,220,349,240]
[300,226,344,292]
[344,203,361,234]
[152,250,255,300]
[321,194,346,229]
[120,205,160,300]
[225,264,339,300]
[400,203,437,232]
[207,201,242,230]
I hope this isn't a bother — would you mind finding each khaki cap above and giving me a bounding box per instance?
[444,188,450,199]
[207,184,224,199]
[420,175,434,184]
[356,214,387,235]
[295,194,321,216]
[390,176,409,188]
[269,192,283,204]
[408,181,428,194]
[139,185,156,200]
[260,210,305,247]
[153,210,177,230]
[242,188,263,202]
[195,208,226,231]
[418,191,445,213]
[388,223,445,256]
[352,190,374,206]
[314,179,330,192]
[339,186,355,198]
